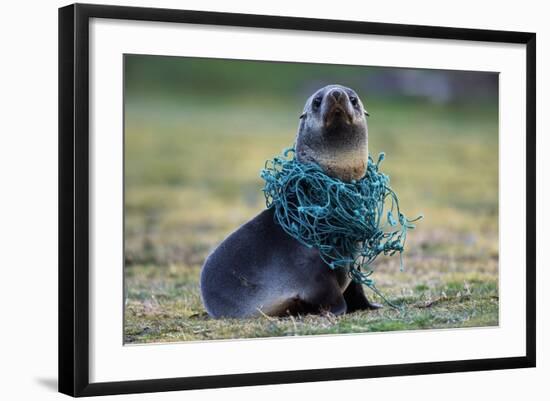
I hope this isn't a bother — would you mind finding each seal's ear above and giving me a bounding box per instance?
[364,110,370,117]
[299,113,306,119]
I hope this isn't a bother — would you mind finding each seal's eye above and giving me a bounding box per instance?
[312,96,322,109]
[350,96,358,107]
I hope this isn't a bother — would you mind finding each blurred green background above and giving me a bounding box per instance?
[124,55,499,343]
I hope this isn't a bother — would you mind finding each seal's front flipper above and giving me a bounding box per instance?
[343,281,382,312]
[301,280,348,316]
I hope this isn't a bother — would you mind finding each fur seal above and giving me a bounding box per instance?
[200,84,380,318]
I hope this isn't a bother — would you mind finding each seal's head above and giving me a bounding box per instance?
[296,84,369,182]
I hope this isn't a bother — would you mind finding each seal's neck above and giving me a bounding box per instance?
[296,135,368,182]
[312,148,368,182]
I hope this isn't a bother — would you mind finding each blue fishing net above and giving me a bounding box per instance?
[261,148,421,304]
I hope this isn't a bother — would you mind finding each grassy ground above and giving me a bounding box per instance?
[124,94,499,344]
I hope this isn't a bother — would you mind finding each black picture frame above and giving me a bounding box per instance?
[58,3,536,397]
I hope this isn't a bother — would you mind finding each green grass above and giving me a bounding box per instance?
[124,262,498,343]
[124,93,499,344]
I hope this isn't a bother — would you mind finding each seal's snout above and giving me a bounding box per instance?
[323,88,353,128]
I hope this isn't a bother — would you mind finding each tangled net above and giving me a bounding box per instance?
[261,148,421,305]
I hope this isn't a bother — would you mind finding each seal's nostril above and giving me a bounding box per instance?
[332,90,342,100]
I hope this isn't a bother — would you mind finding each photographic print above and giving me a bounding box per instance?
[123,55,499,344]
[59,5,535,395]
